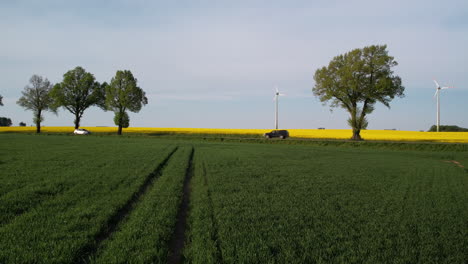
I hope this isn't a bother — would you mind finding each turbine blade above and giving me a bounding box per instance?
[434,90,439,98]
[279,93,286,96]
[433,79,440,88]
[275,86,279,93]
[441,86,452,89]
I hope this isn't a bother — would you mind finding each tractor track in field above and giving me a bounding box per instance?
[167,147,194,264]
[72,147,179,264]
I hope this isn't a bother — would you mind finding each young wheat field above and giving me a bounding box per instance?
[0,134,467,263]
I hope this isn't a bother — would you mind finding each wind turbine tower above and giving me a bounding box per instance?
[433,79,452,132]
[274,86,285,130]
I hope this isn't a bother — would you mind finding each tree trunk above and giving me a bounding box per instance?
[117,110,123,135]
[35,110,41,133]
[348,104,367,141]
[74,113,80,129]
[351,129,362,141]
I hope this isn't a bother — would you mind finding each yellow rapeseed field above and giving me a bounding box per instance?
[1,126,468,143]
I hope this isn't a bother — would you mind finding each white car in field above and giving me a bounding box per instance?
[73,128,91,135]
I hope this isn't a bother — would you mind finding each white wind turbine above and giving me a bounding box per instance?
[433,79,452,132]
[273,86,285,130]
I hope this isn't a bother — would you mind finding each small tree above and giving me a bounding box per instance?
[50,66,103,129]
[313,45,405,140]
[113,111,129,130]
[17,75,56,133]
[105,70,147,135]
[19,122,26,127]
[0,117,12,127]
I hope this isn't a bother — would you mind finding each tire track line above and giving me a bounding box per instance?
[201,160,223,263]
[167,147,194,264]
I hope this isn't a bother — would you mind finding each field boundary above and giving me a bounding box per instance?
[177,136,468,152]
[2,133,467,151]
[167,147,195,264]
[72,147,179,264]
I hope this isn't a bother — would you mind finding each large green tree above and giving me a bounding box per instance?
[104,70,147,135]
[313,45,405,140]
[17,75,56,133]
[50,66,103,129]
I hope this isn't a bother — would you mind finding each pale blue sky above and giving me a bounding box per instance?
[1,0,467,130]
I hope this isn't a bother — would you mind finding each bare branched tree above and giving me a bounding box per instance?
[17,75,56,133]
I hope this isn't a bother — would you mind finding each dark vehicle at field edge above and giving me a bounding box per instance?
[264,130,289,139]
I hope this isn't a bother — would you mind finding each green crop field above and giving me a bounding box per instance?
[186,142,468,264]
[0,134,467,263]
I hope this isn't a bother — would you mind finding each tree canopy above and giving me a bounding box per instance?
[50,66,103,129]
[313,45,405,140]
[0,95,3,106]
[17,75,56,133]
[104,70,147,135]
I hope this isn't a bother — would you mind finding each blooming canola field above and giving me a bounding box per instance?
[2,126,468,143]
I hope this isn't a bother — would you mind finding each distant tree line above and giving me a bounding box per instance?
[13,66,147,134]
[428,125,468,132]
[3,45,461,139]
